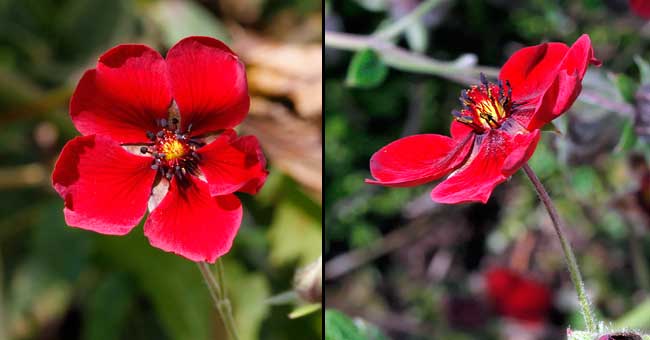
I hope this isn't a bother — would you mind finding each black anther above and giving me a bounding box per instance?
[140,146,149,154]
[146,131,155,140]
[480,72,488,86]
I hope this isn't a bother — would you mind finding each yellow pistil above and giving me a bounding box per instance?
[162,140,187,160]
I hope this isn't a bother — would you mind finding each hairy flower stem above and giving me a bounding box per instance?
[197,262,240,340]
[522,163,597,332]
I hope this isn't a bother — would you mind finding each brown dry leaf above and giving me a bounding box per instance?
[231,27,322,198]
[243,96,322,199]
[232,27,322,118]
[217,0,264,24]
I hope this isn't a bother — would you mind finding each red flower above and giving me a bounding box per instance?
[485,267,552,324]
[366,35,600,204]
[52,37,268,263]
[630,0,650,19]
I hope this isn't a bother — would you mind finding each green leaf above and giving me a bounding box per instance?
[149,0,230,47]
[616,73,638,103]
[222,260,271,340]
[82,274,134,340]
[325,309,388,340]
[614,298,650,330]
[635,55,650,85]
[616,119,638,152]
[6,200,89,335]
[289,303,321,319]
[55,0,131,63]
[325,309,364,340]
[345,49,388,89]
[268,191,322,267]
[96,231,213,340]
[541,122,562,135]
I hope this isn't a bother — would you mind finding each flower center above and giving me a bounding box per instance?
[453,74,513,133]
[141,118,203,181]
[159,134,189,161]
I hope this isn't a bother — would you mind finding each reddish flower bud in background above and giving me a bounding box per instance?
[366,35,600,204]
[52,36,268,263]
[485,267,552,324]
[630,0,650,19]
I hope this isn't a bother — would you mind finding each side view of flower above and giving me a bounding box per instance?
[366,34,600,204]
[52,36,268,263]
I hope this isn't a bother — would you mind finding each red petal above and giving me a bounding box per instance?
[505,280,551,322]
[70,45,172,143]
[166,36,249,136]
[630,0,650,19]
[485,267,551,323]
[197,130,268,196]
[52,135,156,234]
[144,176,243,263]
[502,130,541,176]
[485,267,519,303]
[505,35,600,130]
[499,42,569,102]
[451,120,474,139]
[431,129,523,204]
[366,133,474,187]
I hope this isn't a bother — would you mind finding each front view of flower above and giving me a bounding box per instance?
[367,34,600,204]
[52,36,268,262]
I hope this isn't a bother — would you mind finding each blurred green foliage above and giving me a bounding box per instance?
[0,0,322,339]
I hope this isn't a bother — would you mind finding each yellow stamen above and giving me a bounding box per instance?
[162,140,187,160]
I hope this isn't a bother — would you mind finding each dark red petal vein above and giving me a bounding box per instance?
[52,135,157,234]
[499,42,569,102]
[501,130,541,176]
[431,130,514,204]
[167,36,249,137]
[144,176,243,263]
[70,45,172,143]
[198,129,268,196]
[366,133,474,187]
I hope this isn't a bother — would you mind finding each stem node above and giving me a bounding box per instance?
[197,261,240,340]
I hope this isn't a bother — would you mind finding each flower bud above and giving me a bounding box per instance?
[294,256,322,303]
[598,332,642,340]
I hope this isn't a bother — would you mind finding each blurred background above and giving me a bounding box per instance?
[325,0,650,339]
[0,0,322,339]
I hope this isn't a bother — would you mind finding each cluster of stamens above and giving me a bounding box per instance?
[452,73,516,133]
[140,118,203,181]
